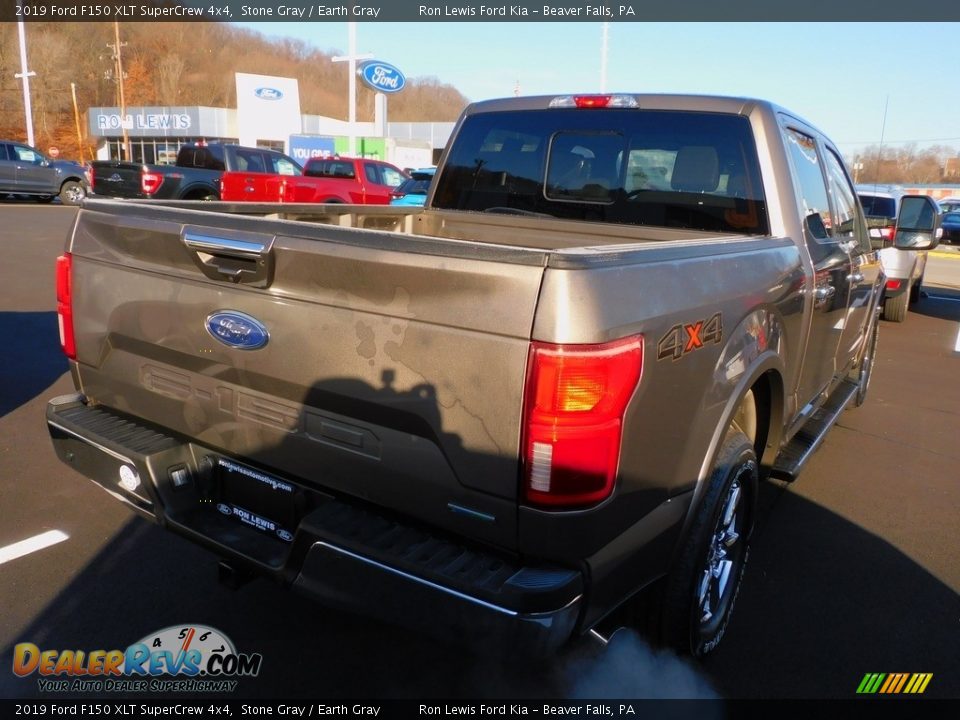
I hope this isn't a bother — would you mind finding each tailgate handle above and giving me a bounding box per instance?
[183,232,266,260]
[182,229,274,288]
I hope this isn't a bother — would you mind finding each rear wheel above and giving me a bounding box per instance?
[659,428,757,656]
[883,288,909,322]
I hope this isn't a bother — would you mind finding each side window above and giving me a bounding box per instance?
[203,147,225,171]
[381,166,404,188]
[235,149,264,173]
[784,128,832,241]
[0,144,10,161]
[364,163,380,184]
[823,147,870,253]
[13,145,43,164]
[269,154,301,176]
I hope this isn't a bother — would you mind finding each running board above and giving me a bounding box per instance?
[770,380,858,482]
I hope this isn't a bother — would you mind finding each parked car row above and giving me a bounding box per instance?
[219,155,410,204]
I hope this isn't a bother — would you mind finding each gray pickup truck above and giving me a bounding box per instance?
[0,140,89,205]
[46,94,939,657]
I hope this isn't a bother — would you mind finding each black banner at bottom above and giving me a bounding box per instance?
[1,699,958,720]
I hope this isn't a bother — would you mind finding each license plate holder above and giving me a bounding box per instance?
[213,457,300,543]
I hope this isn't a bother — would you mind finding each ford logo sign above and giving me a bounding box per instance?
[358,61,406,94]
[205,311,270,350]
[254,87,283,101]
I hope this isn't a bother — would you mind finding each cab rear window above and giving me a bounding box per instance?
[433,108,769,235]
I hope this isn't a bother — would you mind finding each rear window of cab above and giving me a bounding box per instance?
[433,108,769,235]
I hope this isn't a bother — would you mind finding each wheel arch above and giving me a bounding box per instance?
[678,308,789,544]
[179,183,219,200]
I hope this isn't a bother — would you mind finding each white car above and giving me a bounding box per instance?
[858,188,928,322]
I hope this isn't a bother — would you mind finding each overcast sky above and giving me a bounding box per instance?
[232,22,959,157]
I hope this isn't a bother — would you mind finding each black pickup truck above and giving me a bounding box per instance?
[90,143,301,201]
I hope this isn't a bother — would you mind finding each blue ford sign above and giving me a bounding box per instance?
[206,311,270,350]
[358,61,406,94]
[254,87,283,101]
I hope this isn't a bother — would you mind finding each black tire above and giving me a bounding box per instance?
[850,308,880,408]
[883,289,909,322]
[58,180,87,205]
[659,428,757,657]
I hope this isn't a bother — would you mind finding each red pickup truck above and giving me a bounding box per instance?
[219,156,408,204]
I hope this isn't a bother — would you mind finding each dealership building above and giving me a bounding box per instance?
[88,71,455,169]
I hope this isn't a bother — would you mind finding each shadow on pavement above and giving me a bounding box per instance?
[0,311,68,417]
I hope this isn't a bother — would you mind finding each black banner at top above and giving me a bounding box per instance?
[1,0,958,22]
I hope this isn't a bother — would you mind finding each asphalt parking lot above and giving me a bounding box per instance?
[1,202,958,700]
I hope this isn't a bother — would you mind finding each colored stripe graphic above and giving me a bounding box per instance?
[857,673,932,694]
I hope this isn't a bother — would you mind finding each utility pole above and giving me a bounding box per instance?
[71,83,85,163]
[15,1,36,147]
[107,21,131,161]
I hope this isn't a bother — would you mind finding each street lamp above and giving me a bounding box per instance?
[14,0,36,146]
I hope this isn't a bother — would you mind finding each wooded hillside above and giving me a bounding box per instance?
[0,22,469,159]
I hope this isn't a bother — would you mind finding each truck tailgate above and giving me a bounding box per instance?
[66,202,548,551]
[90,162,145,198]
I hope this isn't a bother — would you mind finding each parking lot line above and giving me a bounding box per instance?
[0,530,69,565]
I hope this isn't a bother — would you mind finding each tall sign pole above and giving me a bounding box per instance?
[113,21,131,161]
[15,1,36,147]
[332,22,372,158]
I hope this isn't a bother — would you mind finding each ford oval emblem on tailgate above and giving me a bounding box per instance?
[206,311,269,350]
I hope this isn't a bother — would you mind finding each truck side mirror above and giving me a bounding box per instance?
[894,195,940,250]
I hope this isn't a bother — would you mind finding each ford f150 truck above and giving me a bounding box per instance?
[0,140,90,205]
[46,94,939,658]
[219,156,408,204]
[90,143,301,201]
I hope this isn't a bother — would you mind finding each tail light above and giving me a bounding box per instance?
[56,254,76,360]
[85,165,94,190]
[141,171,163,195]
[886,279,903,291]
[521,335,643,508]
[879,225,896,247]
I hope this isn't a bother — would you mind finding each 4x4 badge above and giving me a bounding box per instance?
[657,313,723,361]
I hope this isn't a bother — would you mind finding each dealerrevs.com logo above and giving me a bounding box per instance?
[13,625,262,693]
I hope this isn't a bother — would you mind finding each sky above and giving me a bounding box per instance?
[232,21,960,157]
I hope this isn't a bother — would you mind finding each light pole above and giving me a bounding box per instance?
[14,1,36,147]
[331,21,372,158]
[600,22,609,93]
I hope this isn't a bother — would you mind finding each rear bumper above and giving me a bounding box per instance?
[46,394,582,655]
